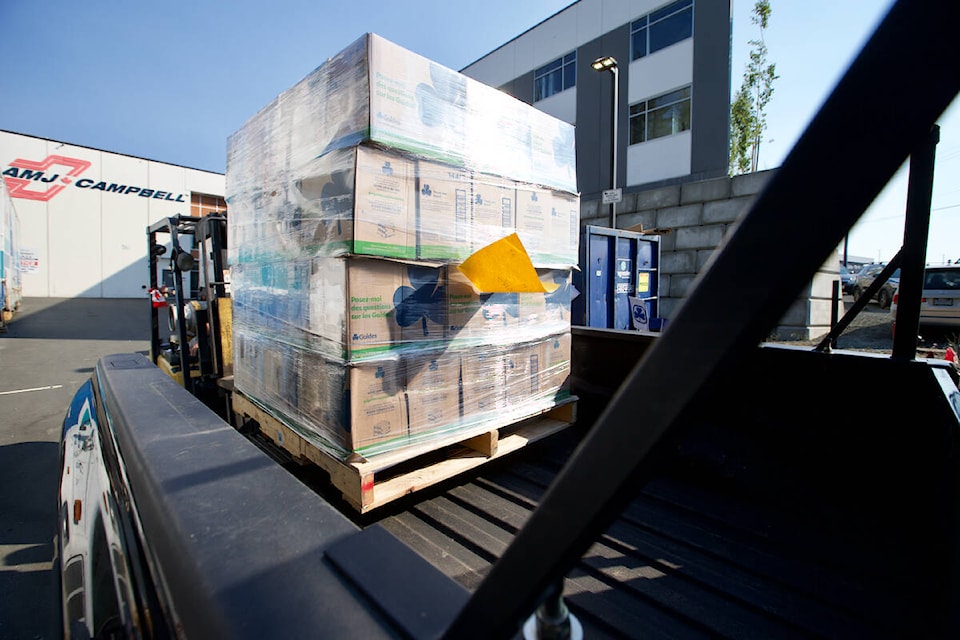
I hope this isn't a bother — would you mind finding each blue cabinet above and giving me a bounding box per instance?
[573,225,661,331]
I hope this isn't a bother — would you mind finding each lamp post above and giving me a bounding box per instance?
[592,55,619,229]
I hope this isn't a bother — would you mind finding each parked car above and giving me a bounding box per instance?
[851,262,900,309]
[840,264,856,295]
[890,264,960,334]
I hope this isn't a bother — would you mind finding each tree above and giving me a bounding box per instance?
[730,0,778,175]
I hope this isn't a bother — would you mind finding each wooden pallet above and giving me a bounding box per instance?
[232,391,577,514]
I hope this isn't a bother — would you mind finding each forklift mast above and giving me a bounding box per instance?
[147,214,230,402]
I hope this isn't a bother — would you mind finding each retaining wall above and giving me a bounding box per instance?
[580,169,841,341]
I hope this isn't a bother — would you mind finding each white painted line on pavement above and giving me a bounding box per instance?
[0,384,64,396]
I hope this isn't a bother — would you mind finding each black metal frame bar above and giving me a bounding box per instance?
[443,1,960,637]
[893,125,941,359]
[147,215,204,394]
[829,279,840,350]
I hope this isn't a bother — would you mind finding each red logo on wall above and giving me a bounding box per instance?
[3,155,92,202]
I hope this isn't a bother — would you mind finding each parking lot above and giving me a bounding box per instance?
[0,298,148,640]
[832,294,957,356]
[833,295,895,351]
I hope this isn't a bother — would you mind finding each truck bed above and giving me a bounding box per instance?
[251,327,956,638]
[373,427,937,639]
[67,315,960,640]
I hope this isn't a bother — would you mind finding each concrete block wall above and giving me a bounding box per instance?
[580,169,842,341]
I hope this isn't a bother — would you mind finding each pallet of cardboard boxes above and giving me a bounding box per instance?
[225,33,580,511]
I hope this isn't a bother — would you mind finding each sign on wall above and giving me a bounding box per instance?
[2,154,188,203]
[19,248,38,273]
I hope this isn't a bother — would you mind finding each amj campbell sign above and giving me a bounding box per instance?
[2,154,187,203]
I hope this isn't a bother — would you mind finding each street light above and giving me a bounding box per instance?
[592,55,619,229]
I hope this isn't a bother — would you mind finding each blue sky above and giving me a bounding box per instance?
[731,0,960,266]
[1,0,954,264]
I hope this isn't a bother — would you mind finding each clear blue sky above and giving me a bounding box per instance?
[1,0,955,264]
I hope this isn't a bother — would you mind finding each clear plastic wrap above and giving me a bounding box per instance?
[228,144,579,268]
[232,256,571,359]
[226,33,576,207]
[234,326,571,458]
[0,178,22,313]
[227,32,580,459]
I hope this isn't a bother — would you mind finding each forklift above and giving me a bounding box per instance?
[147,214,232,413]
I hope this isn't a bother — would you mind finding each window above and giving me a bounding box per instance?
[91,513,122,636]
[631,0,693,61]
[629,86,691,144]
[534,51,576,102]
[925,268,960,290]
[191,192,227,217]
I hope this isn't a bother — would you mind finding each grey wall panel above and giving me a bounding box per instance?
[576,26,630,198]
[691,0,732,179]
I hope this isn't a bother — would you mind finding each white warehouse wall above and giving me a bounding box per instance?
[0,130,224,298]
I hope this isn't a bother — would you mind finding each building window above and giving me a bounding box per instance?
[191,192,227,217]
[631,0,693,61]
[534,51,576,102]
[629,86,691,144]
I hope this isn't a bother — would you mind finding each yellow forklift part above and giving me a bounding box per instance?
[217,296,233,373]
[156,355,202,385]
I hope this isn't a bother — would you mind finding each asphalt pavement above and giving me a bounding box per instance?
[0,297,148,640]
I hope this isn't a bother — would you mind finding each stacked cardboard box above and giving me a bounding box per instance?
[227,33,579,458]
[230,144,579,267]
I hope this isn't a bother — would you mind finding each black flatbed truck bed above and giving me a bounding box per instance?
[332,328,960,639]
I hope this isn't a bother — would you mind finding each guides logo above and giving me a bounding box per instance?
[2,154,187,203]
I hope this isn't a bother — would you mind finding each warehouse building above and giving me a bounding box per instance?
[0,130,225,298]
[460,0,731,200]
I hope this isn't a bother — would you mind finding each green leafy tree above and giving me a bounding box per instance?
[730,0,778,175]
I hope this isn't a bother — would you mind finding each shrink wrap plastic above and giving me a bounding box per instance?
[226,33,576,208]
[228,142,579,267]
[0,178,22,314]
[227,33,578,458]
[234,327,572,457]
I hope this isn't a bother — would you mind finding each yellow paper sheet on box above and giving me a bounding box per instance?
[457,233,559,294]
